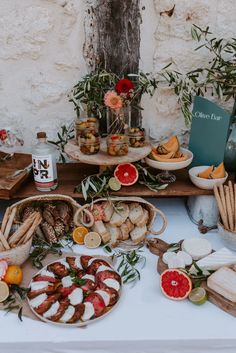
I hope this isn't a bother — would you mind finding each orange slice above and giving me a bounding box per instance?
[72,226,89,245]
[0,281,9,302]
[84,232,102,249]
[4,265,23,285]
[210,162,225,179]
[198,166,214,179]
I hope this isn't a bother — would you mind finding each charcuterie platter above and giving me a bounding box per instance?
[147,238,236,317]
[27,255,122,326]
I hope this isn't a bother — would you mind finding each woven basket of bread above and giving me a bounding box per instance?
[74,196,167,247]
[0,194,81,265]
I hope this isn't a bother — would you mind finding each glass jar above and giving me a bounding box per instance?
[127,127,145,148]
[106,106,131,135]
[75,117,99,144]
[107,134,129,156]
[224,122,236,172]
[80,128,100,155]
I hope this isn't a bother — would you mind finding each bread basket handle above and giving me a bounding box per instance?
[148,207,167,236]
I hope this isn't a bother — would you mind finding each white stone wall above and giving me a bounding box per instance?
[0,0,236,152]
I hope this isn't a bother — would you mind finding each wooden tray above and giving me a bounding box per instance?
[147,238,236,317]
[0,152,32,199]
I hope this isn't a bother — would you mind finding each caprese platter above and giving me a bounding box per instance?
[27,255,122,326]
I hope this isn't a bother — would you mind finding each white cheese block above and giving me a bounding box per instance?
[74,256,82,269]
[182,238,212,260]
[68,288,83,305]
[96,265,113,273]
[168,256,185,269]
[43,301,60,318]
[162,252,176,265]
[60,305,75,322]
[196,247,236,271]
[30,281,49,291]
[59,259,70,269]
[61,275,73,288]
[177,251,192,266]
[40,269,55,278]
[95,290,110,306]
[207,267,236,302]
[82,274,95,282]
[82,302,95,321]
[29,293,47,308]
[103,279,120,291]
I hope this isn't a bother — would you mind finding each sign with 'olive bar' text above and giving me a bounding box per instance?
[189,96,232,167]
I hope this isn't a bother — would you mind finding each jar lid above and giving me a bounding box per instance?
[37,132,46,139]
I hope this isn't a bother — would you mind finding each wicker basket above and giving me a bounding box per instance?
[0,238,32,265]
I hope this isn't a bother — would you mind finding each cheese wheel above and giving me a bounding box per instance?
[182,238,212,260]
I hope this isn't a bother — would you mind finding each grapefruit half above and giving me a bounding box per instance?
[160,269,192,301]
[114,163,139,186]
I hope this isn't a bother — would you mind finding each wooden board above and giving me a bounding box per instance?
[7,163,235,200]
[147,238,236,317]
[64,139,152,166]
[0,152,32,199]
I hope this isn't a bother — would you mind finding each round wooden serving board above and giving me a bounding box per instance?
[147,238,236,317]
[64,139,152,166]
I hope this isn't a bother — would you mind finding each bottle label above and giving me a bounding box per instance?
[32,154,57,188]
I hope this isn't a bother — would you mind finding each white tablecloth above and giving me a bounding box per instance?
[0,198,236,353]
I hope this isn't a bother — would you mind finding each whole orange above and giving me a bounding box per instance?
[4,265,23,285]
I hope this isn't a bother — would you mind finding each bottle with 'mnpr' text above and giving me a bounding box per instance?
[32,132,58,192]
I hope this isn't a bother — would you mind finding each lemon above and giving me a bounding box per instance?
[108,177,121,191]
[84,232,102,249]
[0,281,9,302]
[189,287,207,305]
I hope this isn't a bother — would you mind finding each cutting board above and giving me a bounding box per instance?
[0,151,32,199]
[147,238,236,317]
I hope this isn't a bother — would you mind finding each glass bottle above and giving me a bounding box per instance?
[224,123,236,172]
[32,132,58,192]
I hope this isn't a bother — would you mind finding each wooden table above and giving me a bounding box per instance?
[7,163,231,200]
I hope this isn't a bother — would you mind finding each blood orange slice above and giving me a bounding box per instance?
[114,163,138,186]
[160,269,192,301]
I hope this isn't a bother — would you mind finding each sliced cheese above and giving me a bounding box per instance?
[30,281,49,291]
[87,257,99,267]
[43,301,60,318]
[207,267,236,302]
[162,252,176,265]
[196,247,236,270]
[61,275,73,288]
[96,265,113,273]
[29,293,47,308]
[68,288,83,305]
[177,251,192,266]
[81,302,95,321]
[74,256,82,269]
[103,278,120,291]
[40,269,55,278]
[82,274,95,282]
[60,305,75,323]
[59,259,70,269]
[95,290,110,306]
[168,256,185,269]
[182,238,212,260]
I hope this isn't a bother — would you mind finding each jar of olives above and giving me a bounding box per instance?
[80,128,100,155]
[107,134,129,156]
[75,117,99,144]
[127,127,145,148]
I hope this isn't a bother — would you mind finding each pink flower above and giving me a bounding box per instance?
[104,91,123,110]
[0,260,8,280]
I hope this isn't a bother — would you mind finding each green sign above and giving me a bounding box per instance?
[189,96,232,167]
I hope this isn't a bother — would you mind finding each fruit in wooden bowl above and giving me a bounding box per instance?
[189,163,228,190]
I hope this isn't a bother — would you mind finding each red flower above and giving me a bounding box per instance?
[115,79,134,95]
[0,129,7,141]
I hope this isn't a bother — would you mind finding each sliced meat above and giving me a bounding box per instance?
[80,256,93,269]
[96,270,121,285]
[87,259,111,275]
[80,279,96,293]
[97,283,119,306]
[27,285,56,299]
[48,262,69,278]
[84,292,106,317]
[35,293,60,315]
[67,303,85,323]
[33,275,59,284]
[57,284,78,298]
[50,298,70,322]
[66,257,83,272]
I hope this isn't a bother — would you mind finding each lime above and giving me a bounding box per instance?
[189,287,207,305]
[84,232,102,249]
[108,177,121,191]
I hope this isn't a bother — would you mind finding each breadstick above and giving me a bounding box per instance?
[219,184,227,214]
[8,212,37,247]
[214,185,229,229]
[17,213,42,245]
[4,207,17,240]
[0,230,10,250]
[225,186,234,231]
[228,181,235,218]
[1,207,10,234]
[235,184,236,231]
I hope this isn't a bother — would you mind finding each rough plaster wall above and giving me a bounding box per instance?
[0,0,236,152]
